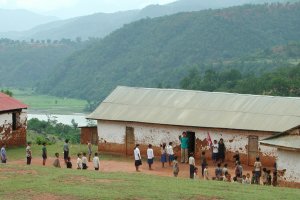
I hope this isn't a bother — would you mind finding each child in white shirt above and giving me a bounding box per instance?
[147,144,154,170]
[82,152,88,169]
[77,153,83,170]
[167,142,174,166]
[93,152,100,171]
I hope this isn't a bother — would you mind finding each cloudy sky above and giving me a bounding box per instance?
[0,0,177,18]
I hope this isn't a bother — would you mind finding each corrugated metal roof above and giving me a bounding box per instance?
[87,86,300,132]
[0,92,28,112]
[260,135,300,150]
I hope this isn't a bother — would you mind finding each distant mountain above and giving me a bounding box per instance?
[0,0,296,40]
[34,3,300,104]
[0,9,58,32]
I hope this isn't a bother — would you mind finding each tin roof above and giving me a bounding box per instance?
[0,92,28,112]
[260,133,300,150]
[87,86,300,132]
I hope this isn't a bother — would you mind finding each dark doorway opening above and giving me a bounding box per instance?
[186,131,195,156]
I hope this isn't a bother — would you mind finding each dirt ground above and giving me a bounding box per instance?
[9,155,254,179]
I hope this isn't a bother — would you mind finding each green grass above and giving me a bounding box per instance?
[0,164,299,200]
[6,142,127,162]
[9,88,87,114]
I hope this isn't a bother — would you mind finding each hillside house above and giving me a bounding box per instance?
[260,126,300,182]
[87,86,300,166]
[0,92,28,146]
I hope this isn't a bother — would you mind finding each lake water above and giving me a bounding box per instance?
[27,113,95,127]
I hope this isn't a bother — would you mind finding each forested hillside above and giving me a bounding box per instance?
[35,3,300,108]
[0,38,93,88]
[0,0,295,40]
[181,63,300,97]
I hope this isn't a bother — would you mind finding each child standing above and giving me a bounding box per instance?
[266,170,272,185]
[211,140,219,164]
[87,142,92,162]
[93,152,100,171]
[173,156,179,177]
[66,156,72,169]
[189,152,195,179]
[26,142,32,165]
[42,142,47,166]
[77,153,83,170]
[167,142,174,166]
[200,151,207,177]
[222,163,228,175]
[215,163,222,180]
[262,168,267,185]
[82,152,88,169]
[204,165,209,180]
[53,153,61,168]
[253,157,262,184]
[272,171,278,186]
[160,143,167,168]
[1,144,7,163]
[147,144,154,170]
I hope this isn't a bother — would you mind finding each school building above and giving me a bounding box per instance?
[260,126,300,182]
[0,92,28,146]
[87,86,300,167]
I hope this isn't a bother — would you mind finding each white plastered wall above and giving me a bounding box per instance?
[277,149,300,182]
[97,120,276,157]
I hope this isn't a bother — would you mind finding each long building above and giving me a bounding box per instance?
[87,86,300,166]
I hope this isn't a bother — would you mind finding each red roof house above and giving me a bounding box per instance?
[0,93,28,146]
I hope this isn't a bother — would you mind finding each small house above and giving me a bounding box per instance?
[87,86,300,166]
[0,92,28,146]
[260,126,300,182]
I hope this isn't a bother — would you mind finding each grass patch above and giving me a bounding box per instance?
[10,88,87,114]
[6,142,127,162]
[0,164,299,200]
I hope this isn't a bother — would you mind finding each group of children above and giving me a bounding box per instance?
[37,141,101,170]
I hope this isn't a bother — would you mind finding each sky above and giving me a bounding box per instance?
[0,0,177,19]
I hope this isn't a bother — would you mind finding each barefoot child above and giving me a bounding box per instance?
[93,152,100,171]
[147,144,154,170]
[53,153,61,168]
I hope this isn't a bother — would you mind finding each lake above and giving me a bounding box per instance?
[27,113,95,127]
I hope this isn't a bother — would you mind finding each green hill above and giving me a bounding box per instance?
[36,3,300,106]
[0,38,91,88]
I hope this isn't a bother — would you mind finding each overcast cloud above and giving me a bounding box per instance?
[0,0,177,18]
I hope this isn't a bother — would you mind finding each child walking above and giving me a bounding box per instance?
[147,144,154,170]
[173,156,179,177]
[93,152,100,171]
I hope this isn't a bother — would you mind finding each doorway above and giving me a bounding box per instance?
[248,135,259,165]
[186,131,195,156]
[125,127,135,156]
